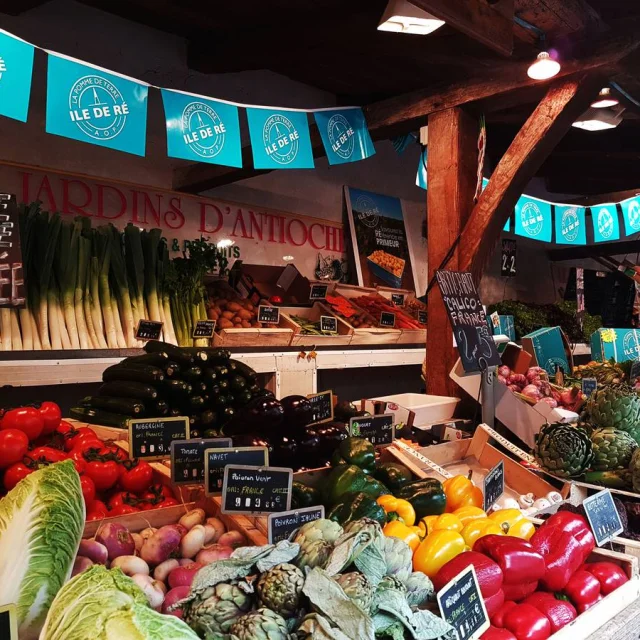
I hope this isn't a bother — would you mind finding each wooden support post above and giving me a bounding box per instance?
[426,107,477,397]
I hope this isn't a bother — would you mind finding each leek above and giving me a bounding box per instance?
[10,309,22,351]
[124,224,145,345]
[141,229,162,323]
[19,308,32,350]
[55,221,80,349]
[0,308,11,350]
[95,228,118,349]
[108,225,135,347]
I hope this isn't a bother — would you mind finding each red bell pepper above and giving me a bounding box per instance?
[492,600,517,628]
[562,569,601,614]
[474,535,545,585]
[503,603,551,640]
[434,551,503,598]
[502,581,537,602]
[485,588,505,619]
[481,627,517,640]
[523,592,577,633]
[582,562,629,595]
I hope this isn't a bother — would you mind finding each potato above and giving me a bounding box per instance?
[241,320,252,328]
[233,316,242,325]
[251,321,261,328]
[221,310,234,320]
[218,318,234,329]
[226,302,242,312]
[237,309,252,321]
[245,302,254,311]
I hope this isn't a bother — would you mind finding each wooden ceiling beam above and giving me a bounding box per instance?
[0,0,49,13]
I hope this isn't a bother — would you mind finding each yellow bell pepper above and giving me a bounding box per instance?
[453,505,487,527]
[377,495,416,526]
[461,518,505,547]
[443,474,484,512]
[383,520,421,552]
[413,530,466,578]
[419,513,464,537]
[488,508,535,540]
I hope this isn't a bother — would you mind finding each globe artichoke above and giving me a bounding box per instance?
[380,535,413,583]
[404,571,435,607]
[534,423,594,478]
[256,563,305,618]
[342,518,382,537]
[293,519,343,571]
[334,572,374,613]
[591,428,637,471]
[229,607,290,640]
[630,448,640,492]
[584,386,640,444]
[295,538,333,571]
[377,575,407,594]
[184,583,252,637]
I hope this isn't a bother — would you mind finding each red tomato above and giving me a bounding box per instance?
[65,428,99,452]
[109,504,140,516]
[38,402,61,435]
[120,461,153,493]
[28,446,67,464]
[3,462,33,491]
[69,439,103,464]
[160,497,180,508]
[107,491,138,510]
[86,499,108,521]
[141,484,175,502]
[72,458,87,475]
[85,460,120,491]
[80,475,96,504]
[1,407,44,441]
[137,500,156,511]
[0,429,29,469]
[102,443,128,462]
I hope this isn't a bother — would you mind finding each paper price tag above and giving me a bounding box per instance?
[394,440,453,478]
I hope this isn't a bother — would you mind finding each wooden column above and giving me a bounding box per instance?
[426,107,477,396]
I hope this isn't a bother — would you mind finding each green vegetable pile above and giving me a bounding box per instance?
[290,315,338,336]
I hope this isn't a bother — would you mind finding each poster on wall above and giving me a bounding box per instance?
[344,186,417,292]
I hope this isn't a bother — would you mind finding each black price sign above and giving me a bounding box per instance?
[437,565,489,640]
[349,414,394,446]
[630,360,640,383]
[483,461,504,512]
[0,194,25,309]
[583,489,624,546]
[436,270,501,374]
[128,416,189,461]
[171,438,231,485]
[193,320,216,339]
[501,239,516,277]
[582,377,598,398]
[391,293,405,306]
[418,310,427,324]
[320,315,338,334]
[258,305,280,324]
[380,311,396,328]
[307,390,334,425]
[135,319,163,341]
[0,604,17,640]
[204,446,269,495]
[221,464,293,515]
[309,283,329,300]
[268,506,325,543]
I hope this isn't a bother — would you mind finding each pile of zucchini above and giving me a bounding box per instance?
[70,341,266,435]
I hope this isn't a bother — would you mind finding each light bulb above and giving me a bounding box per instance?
[527,51,561,80]
[591,88,619,109]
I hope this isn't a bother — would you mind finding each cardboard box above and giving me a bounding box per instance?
[521,327,573,377]
[591,328,640,363]
[500,342,533,373]
[492,315,516,341]
[231,263,311,305]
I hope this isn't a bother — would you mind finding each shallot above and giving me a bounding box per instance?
[95,523,135,560]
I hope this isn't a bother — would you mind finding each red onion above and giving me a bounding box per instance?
[507,373,527,387]
[498,365,511,378]
[163,586,190,618]
[168,562,203,589]
[498,375,507,385]
[507,384,521,392]
[521,384,543,401]
[526,366,546,382]
[540,397,558,408]
[95,523,135,560]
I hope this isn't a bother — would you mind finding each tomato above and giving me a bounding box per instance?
[137,500,156,511]
[141,484,175,502]
[102,443,128,462]
[3,462,33,491]
[0,429,29,469]
[160,497,179,508]
[28,446,67,465]
[107,491,138,510]
[1,407,44,441]
[65,428,99,452]
[120,461,153,493]
[69,439,104,464]
[86,499,108,521]
[109,504,140,516]
[80,475,96,504]
[85,460,120,491]
[38,401,61,435]
[72,458,87,475]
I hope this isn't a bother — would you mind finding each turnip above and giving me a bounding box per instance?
[179,508,206,531]
[131,574,165,610]
[168,562,203,589]
[163,586,190,619]
[111,555,150,577]
[132,532,144,553]
[196,544,233,565]
[154,559,180,582]
[180,524,206,559]
[78,539,108,565]
[204,517,225,543]
[140,527,157,541]
[72,556,93,577]
[140,525,182,565]
[95,523,135,560]
[218,530,246,549]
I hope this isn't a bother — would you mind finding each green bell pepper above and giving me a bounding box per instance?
[330,437,376,474]
[396,478,446,519]
[374,462,413,492]
[291,481,321,509]
[327,491,386,526]
[322,464,390,506]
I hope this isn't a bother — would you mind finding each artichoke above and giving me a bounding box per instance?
[293,519,343,571]
[334,572,374,613]
[229,607,290,640]
[631,448,640,492]
[184,583,252,637]
[404,571,435,607]
[380,535,413,583]
[584,386,640,444]
[591,428,637,471]
[256,563,305,618]
[377,575,407,594]
[295,538,333,571]
[534,422,594,478]
[342,518,383,537]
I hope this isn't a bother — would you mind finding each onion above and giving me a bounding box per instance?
[95,523,135,560]
[498,365,511,378]
[196,544,234,565]
[218,530,247,549]
[163,586,190,619]
[72,556,93,577]
[78,539,108,565]
[521,384,542,401]
[111,555,150,577]
[168,562,203,589]
[526,366,545,382]
[507,373,527,387]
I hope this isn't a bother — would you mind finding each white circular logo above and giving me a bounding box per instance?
[327,114,355,159]
[623,332,640,358]
[628,200,640,231]
[545,356,567,376]
[262,114,299,165]
[0,56,7,79]
[69,75,128,140]
[354,194,379,228]
[561,208,580,242]
[182,102,225,158]
[520,202,543,237]
[597,208,614,239]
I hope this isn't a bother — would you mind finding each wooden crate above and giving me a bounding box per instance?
[376,287,427,345]
[281,302,353,347]
[212,326,294,347]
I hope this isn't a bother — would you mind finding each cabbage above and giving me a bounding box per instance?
[40,566,200,639]
[0,460,84,639]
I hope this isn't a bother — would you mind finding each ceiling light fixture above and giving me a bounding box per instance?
[572,106,624,132]
[591,87,619,109]
[378,0,445,35]
[527,51,560,80]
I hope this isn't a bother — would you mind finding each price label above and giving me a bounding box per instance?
[393,440,453,478]
[349,414,394,446]
[171,438,231,485]
[418,310,427,324]
[135,319,163,341]
[501,239,517,277]
[0,604,17,640]
[582,377,598,398]
[380,311,396,328]
[483,460,504,512]
[128,416,189,461]
[320,316,338,334]
[268,506,325,544]
[258,305,280,324]
[221,464,293,515]
[583,489,624,546]
[391,293,405,306]
[437,565,489,640]
[307,390,334,425]
[204,446,269,495]
[193,320,216,339]
[309,283,329,300]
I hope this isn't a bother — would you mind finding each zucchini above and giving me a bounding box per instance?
[201,347,231,364]
[202,368,218,385]
[229,375,247,392]
[193,381,207,395]
[193,410,217,429]
[213,365,229,378]
[181,347,211,364]
[229,360,258,383]
[169,408,182,417]
[164,379,192,397]
[153,400,169,416]
[164,361,181,378]
[219,406,235,423]
[69,407,129,428]
[80,395,145,417]
[234,389,253,406]
[218,379,229,392]
[99,381,158,401]
[103,363,165,384]
[182,366,202,382]
[144,340,195,367]
[121,352,170,367]
[188,396,206,410]
[209,384,220,396]
[214,394,229,408]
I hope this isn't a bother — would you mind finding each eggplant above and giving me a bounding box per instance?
[280,395,314,429]
[297,427,322,468]
[270,434,299,467]
[231,433,272,455]
[228,360,258,384]
[144,340,195,367]
[222,396,284,436]
[334,400,360,422]
[314,423,349,461]
[233,389,253,407]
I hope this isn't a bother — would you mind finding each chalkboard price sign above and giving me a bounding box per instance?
[135,319,164,341]
[268,506,325,543]
[309,283,329,300]
[221,465,293,515]
[583,489,624,546]
[0,604,17,640]
[258,305,280,324]
[483,460,504,512]
[582,377,597,398]
[320,316,338,334]
[501,239,517,276]
[0,194,25,309]
[380,311,396,328]
[418,310,427,324]
[437,565,489,640]
[204,446,269,495]
[630,360,640,383]
[436,270,501,374]
[307,390,334,424]
[391,293,405,306]
[193,320,216,339]
[128,416,189,461]
[171,438,231,485]
[349,414,394,446]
